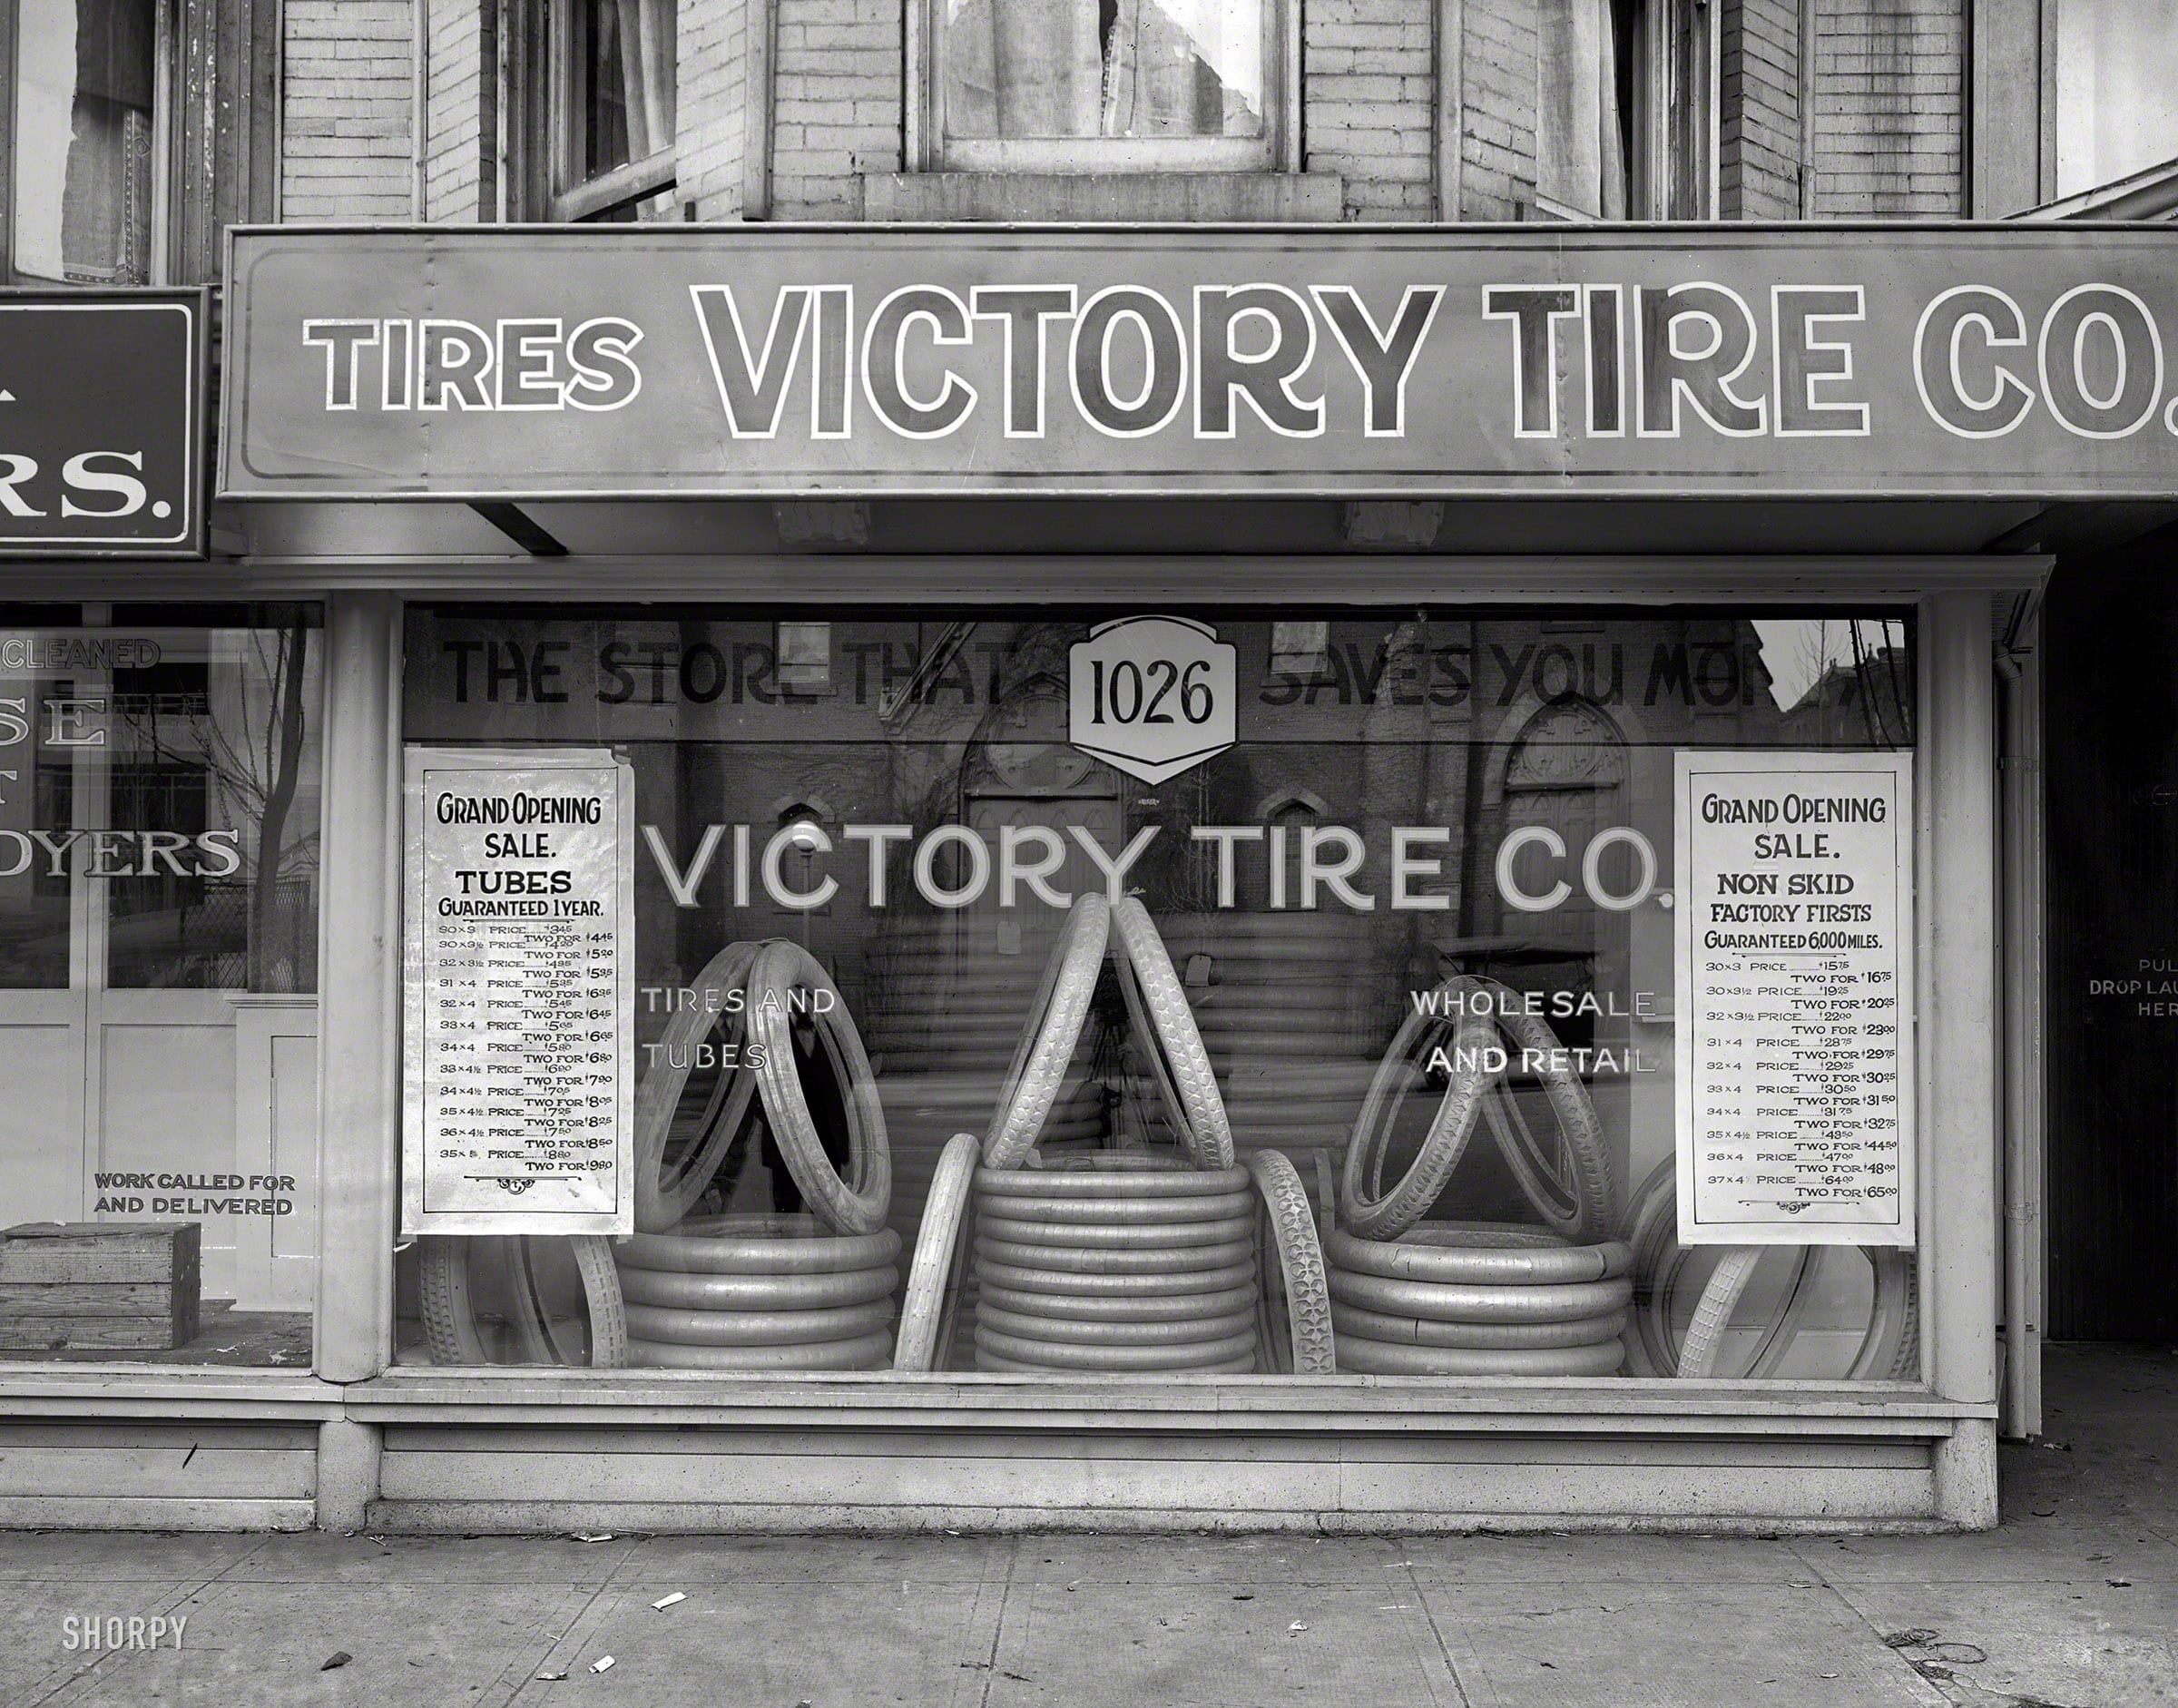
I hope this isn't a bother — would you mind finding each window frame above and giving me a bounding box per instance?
[1622,0,1717,220]
[506,0,680,225]
[907,0,1301,175]
[4,0,178,287]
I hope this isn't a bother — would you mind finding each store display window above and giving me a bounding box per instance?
[0,604,323,1368]
[395,604,1919,1387]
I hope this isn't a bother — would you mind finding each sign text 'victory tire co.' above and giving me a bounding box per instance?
[1673,751,1914,1247]
[221,226,2178,501]
[402,747,635,1237]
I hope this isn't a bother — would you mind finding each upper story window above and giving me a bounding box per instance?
[1536,0,1712,221]
[546,0,678,221]
[2053,0,2178,200]
[11,0,166,283]
[925,0,1287,172]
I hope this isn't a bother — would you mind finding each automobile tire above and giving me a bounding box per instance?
[632,941,761,1232]
[982,894,1111,1169]
[1339,981,1497,1240]
[1248,1149,1337,1375]
[893,1132,977,1372]
[746,940,891,1233]
[1110,896,1234,1167]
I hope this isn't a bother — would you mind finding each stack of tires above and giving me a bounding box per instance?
[616,937,898,1371]
[892,895,1336,1376]
[617,1215,901,1370]
[968,1156,1260,1373]
[1324,1222,1632,1375]
[1330,971,1625,1375]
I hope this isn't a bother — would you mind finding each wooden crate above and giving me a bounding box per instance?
[0,1222,201,1351]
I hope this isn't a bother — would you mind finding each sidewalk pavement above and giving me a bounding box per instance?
[3,1342,2172,1708]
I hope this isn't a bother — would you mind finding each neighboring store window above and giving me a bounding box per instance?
[1537,0,1711,220]
[396,605,1920,1388]
[2054,0,2178,199]
[11,0,165,284]
[0,605,323,1368]
[545,0,678,221]
[776,623,833,695]
[929,0,1282,171]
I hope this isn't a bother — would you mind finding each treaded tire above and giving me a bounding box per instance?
[1468,991,1615,1243]
[982,895,1111,1169]
[632,941,760,1232]
[747,940,891,1233]
[1110,896,1234,1167]
[1248,1149,1337,1375]
[1340,977,1497,1240]
[894,1132,977,1372]
[420,1234,626,1368]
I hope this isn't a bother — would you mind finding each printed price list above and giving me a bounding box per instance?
[1673,753,1914,1246]
[1689,951,1902,1228]
[425,915,620,1209]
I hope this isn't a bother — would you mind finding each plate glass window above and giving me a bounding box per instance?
[550,0,678,221]
[0,604,323,1368]
[2053,0,2178,199]
[395,605,1921,1387]
[11,0,166,284]
[933,0,1277,170]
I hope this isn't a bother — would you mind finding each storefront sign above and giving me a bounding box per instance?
[1067,616,1237,783]
[0,290,205,555]
[402,747,634,1236]
[221,226,2178,499]
[1673,751,1915,1246]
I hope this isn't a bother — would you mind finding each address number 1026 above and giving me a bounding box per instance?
[1085,657,1216,727]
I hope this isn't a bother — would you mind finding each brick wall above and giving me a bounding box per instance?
[422,0,489,221]
[1458,0,1539,220]
[769,0,901,221]
[679,0,752,218]
[283,1,415,219]
[1721,0,1800,218]
[1304,0,1434,220]
[1809,0,1965,216]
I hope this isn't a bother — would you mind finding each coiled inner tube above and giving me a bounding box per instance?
[1331,1300,1629,1350]
[974,1234,1254,1275]
[614,1261,899,1311]
[621,1215,898,1275]
[974,1301,1258,1348]
[1326,1266,1634,1323]
[972,1257,1256,1298]
[977,1155,1248,1196]
[974,1212,1253,1250]
[1336,1336,1624,1377]
[973,1348,1259,1375]
[973,1323,1256,1370]
[1327,1223,1634,1286]
[625,1328,893,1370]
[965,1191,1252,1224]
[976,1280,1259,1322]
[623,1297,895,1347]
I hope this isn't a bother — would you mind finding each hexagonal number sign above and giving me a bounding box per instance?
[1068,615,1237,785]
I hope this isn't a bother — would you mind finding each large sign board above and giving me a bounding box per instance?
[0,290,206,555]
[402,746,634,1236]
[1673,751,1915,1247]
[221,225,2178,500]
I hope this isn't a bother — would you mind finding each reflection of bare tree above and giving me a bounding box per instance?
[120,617,317,991]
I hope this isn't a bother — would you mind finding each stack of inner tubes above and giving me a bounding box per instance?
[614,1214,899,1369]
[1325,1222,1633,1375]
[969,1155,1261,1373]
[1163,910,1389,1177]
